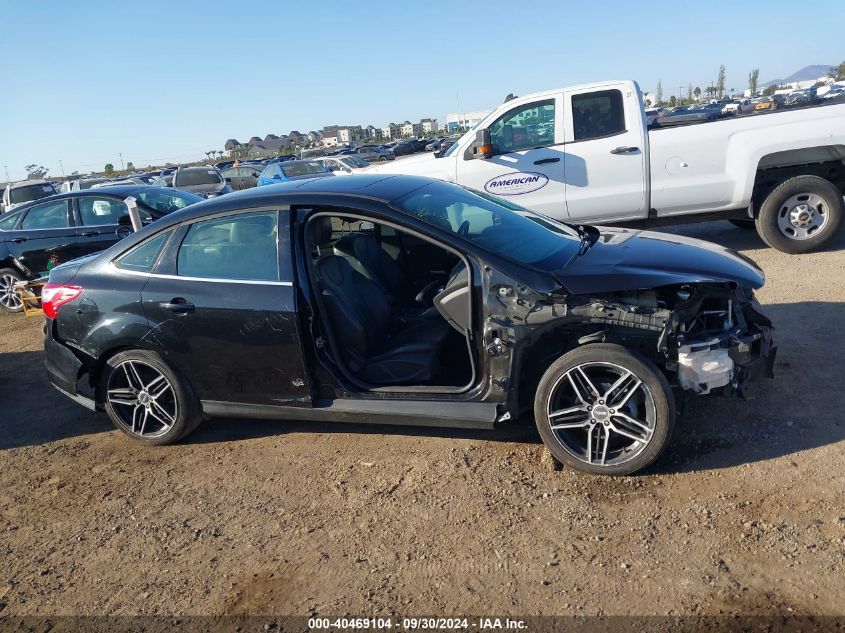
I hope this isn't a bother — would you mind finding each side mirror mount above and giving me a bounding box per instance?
[472,128,493,160]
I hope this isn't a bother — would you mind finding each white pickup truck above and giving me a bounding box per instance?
[372,80,845,253]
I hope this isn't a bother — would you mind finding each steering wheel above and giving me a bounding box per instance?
[457,220,470,238]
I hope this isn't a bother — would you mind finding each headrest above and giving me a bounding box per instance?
[310,216,334,246]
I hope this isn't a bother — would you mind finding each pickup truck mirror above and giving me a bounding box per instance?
[472,128,493,160]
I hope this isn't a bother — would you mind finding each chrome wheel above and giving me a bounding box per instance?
[546,362,656,467]
[776,192,829,240]
[107,360,178,438]
[0,273,23,311]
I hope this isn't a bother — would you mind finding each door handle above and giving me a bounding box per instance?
[11,237,27,243]
[159,298,195,313]
[80,231,100,237]
[533,157,560,165]
[610,146,640,154]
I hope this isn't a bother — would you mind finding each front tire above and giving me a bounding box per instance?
[101,350,202,445]
[378,156,388,162]
[534,344,675,476]
[0,268,24,313]
[755,175,843,253]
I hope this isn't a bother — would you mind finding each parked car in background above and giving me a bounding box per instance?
[657,102,722,126]
[2,180,58,213]
[257,160,333,185]
[300,148,328,159]
[42,174,775,476]
[354,145,394,162]
[434,136,461,155]
[220,165,262,190]
[783,90,815,107]
[392,140,419,156]
[59,177,110,193]
[0,185,201,311]
[644,107,667,126]
[172,167,232,198]
[821,86,845,101]
[721,99,754,115]
[425,137,444,151]
[313,155,371,175]
[754,95,783,111]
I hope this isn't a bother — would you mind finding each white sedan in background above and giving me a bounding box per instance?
[313,155,371,175]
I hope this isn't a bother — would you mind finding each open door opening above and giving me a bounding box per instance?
[304,211,476,393]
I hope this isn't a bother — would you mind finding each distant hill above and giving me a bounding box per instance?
[761,65,833,88]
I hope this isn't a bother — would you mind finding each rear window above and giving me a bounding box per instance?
[10,183,55,204]
[174,170,223,186]
[136,188,202,214]
[78,178,108,190]
[281,162,328,178]
[572,89,626,141]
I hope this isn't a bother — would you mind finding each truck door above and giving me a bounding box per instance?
[455,96,568,219]
[563,86,647,221]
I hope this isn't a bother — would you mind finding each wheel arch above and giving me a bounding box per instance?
[751,146,845,217]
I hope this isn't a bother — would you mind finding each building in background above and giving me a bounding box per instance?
[445,110,493,133]
[420,118,438,134]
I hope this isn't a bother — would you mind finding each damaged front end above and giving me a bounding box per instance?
[548,283,777,398]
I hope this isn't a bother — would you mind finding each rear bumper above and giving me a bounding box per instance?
[44,323,96,410]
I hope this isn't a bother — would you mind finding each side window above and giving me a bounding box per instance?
[488,100,555,155]
[177,211,278,282]
[571,89,626,141]
[20,200,69,230]
[114,230,173,272]
[78,197,128,225]
[0,212,21,231]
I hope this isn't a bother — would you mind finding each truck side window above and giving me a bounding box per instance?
[488,100,555,155]
[571,89,625,141]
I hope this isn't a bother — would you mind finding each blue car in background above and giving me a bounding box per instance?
[257,160,333,186]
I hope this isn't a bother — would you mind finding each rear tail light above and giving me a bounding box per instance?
[41,284,83,319]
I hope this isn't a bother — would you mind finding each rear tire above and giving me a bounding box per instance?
[755,175,843,254]
[101,350,202,445]
[378,156,388,162]
[533,343,675,476]
[0,268,24,313]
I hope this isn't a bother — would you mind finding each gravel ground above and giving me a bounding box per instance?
[0,220,843,618]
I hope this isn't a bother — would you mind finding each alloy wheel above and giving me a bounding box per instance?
[0,273,23,311]
[777,192,829,240]
[545,362,656,467]
[107,360,178,438]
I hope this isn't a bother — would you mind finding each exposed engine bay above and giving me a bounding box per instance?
[491,278,776,401]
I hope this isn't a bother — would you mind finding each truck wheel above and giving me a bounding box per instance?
[0,268,24,313]
[533,343,675,476]
[101,350,202,446]
[755,175,843,254]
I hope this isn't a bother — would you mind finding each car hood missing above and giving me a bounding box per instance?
[557,226,765,294]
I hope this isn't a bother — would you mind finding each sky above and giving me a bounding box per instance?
[1,0,842,181]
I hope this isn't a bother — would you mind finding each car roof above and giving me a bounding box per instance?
[148,174,434,226]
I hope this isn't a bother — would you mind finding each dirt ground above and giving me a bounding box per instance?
[0,220,843,619]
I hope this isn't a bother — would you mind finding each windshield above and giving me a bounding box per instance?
[394,182,580,268]
[174,169,223,186]
[10,183,55,204]
[281,162,328,177]
[345,156,369,167]
[136,188,203,214]
[78,178,108,190]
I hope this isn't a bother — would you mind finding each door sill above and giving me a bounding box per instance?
[201,398,497,430]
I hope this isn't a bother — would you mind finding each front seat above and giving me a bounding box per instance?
[311,218,447,385]
[333,232,405,297]
[316,254,444,385]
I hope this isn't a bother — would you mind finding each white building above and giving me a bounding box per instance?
[420,118,438,134]
[400,121,422,137]
[381,123,400,139]
[445,110,493,133]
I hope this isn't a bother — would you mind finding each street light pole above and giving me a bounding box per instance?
[3,165,9,183]
[59,160,65,178]
[119,153,125,171]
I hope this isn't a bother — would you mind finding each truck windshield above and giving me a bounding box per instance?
[393,182,580,268]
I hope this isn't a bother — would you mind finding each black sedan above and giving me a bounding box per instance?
[655,103,723,126]
[43,175,775,475]
[0,186,202,311]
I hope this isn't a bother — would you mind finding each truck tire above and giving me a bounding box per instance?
[755,175,843,254]
[534,343,675,476]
